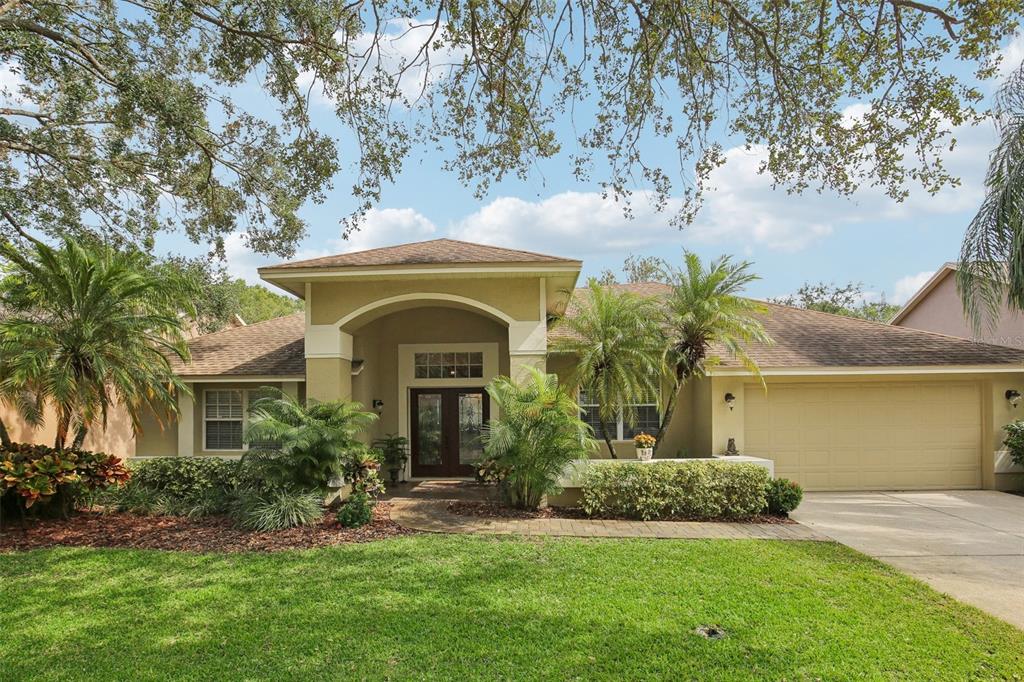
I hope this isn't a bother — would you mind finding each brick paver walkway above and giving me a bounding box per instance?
[387,486,830,541]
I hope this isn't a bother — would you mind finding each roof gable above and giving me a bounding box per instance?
[263,238,579,271]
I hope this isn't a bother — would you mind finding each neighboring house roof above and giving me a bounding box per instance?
[261,238,580,271]
[889,263,957,326]
[170,312,305,377]
[550,282,1024,369]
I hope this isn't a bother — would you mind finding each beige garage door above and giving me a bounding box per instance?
[744,381,982,491]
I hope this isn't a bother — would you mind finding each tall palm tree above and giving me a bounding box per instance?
[656,252,772,447]
[959,62,1024,329]
[0,239,194,449]
[483,367,596,510]
[551,280,665,457]
[244,389,378,490]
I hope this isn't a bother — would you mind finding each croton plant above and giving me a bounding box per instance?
[0,443,130,509]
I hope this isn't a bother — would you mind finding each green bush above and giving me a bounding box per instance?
[1003,420,1024,468]
[230,488,324,531]
[580,461,769,520]
[765,478,803,515]
[336,492,374,528]
[131,457,240,499]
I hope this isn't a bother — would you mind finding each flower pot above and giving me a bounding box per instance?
[388,467,401,485]
[636,447,654,461]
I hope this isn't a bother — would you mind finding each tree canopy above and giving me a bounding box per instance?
[0,1,1020,254]
[770,282,900,323]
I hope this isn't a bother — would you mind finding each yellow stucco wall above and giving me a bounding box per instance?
[309,278,542,326]
[1,400,137,458]
[136,406,177,457]
[352,306,509,442]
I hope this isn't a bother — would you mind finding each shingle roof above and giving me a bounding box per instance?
[169,313,306,377]
[174,281,1024,378]
[550,282,1024,368]
[263,238,579,270]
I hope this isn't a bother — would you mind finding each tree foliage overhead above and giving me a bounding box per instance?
[770,281,900,323]
[0,1,1019,253]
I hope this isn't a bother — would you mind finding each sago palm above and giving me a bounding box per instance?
[0,239,193,449]
[959,61,1024,329]
[657,252,772,445]
[551,280,665,457]
[483,368,596,510]
[244,389,378,490]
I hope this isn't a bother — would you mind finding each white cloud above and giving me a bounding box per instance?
[998,32,1024,79]
[340,207,437,251]
[0,61,25,106]
[892,270,936,305]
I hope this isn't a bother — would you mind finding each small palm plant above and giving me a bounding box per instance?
[657,252,773,446]
[0,239,194,450]
[483,368,596,510]
[243,388,377,490]
[551,280,665,458]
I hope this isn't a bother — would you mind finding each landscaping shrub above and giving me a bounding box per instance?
[230,488,324,531]
[483,368,596,510]
[0,443,130,516]
[765,478,803,515]
[336,492,374,528]
[131,457,240,499]
[580,461,769,520]
[1003,420,1024,468]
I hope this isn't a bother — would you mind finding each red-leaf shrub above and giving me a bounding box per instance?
[0,443,130,510]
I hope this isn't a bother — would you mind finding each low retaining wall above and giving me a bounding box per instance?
[548,455,775,507]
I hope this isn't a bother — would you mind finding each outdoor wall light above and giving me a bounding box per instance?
[1006,390,1022,408]
[724,392,736,411]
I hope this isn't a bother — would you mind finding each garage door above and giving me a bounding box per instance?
[744,381,982,491]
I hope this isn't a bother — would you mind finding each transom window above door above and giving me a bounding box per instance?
[414,352,484,379]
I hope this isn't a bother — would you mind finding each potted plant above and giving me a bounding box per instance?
[373,434,409,485]
[633,432,656,461]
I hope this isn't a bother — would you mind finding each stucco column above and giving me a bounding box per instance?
[509,353,547,383]
[176,386,194,457]
[305,326,354,402]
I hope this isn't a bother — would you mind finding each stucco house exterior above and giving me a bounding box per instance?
[891,262,1024,349]
[136,239,1024,492]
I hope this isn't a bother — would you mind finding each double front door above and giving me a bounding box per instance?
[410,388,489,477]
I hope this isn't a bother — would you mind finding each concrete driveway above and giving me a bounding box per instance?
[792,491,1024,629]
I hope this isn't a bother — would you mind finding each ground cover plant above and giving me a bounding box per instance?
[1,536,1022,680]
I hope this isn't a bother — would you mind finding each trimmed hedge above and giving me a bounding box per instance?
[766,477,803,515]
[580,461,770,521]
[130,457,240,499]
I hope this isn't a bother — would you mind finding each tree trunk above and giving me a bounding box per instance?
[599,420,617,459]
[54,408,70,451]
[0,415,11,448]
[72,425,88,450]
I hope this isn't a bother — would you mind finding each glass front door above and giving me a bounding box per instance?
[410,388,489,477]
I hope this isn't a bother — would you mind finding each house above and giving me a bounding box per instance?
[891,262,1024,349]
[136,239,1024,492]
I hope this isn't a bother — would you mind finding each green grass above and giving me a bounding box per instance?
[2,537,1022,680]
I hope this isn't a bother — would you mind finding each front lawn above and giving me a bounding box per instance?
[2,537,1021,680]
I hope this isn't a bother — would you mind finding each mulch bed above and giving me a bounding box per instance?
[445,500,795,524]
[0,502,416,553]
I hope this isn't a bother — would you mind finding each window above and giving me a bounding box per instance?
[414,351,484,379]
[204,390,243,450]
[579,387,660,441]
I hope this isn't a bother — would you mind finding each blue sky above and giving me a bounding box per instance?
[157,30,1024,306]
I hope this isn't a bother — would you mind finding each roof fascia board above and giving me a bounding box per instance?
[177,375,307,382]
[258,264,582,280]
[708,364,1024,377]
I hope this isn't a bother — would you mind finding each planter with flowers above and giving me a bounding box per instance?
[633,433,656,461]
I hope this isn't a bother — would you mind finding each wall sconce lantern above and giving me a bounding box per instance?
[724,392,736,411]
[1006,390,1022,408]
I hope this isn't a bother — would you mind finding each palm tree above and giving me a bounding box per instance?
[958,62,1024,329]
[244,389,378,490]
[483,367,596,510]
[551,280,665,457]
[656,252,772,447]
[0,239,194,449]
